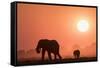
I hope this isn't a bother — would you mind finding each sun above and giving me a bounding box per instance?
[77,20,89,32]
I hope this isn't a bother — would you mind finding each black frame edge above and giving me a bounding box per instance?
[11,2,17,66]
[96,6,98,61]
[13,1,97,8]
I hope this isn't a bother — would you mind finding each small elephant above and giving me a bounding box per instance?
[73,49,80,59]
[36,39,62,61]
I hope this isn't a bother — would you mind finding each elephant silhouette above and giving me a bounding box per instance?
[73,49,80,59]
[36,39,62,61]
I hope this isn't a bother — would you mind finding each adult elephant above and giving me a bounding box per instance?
[36,39,62,61]
[73,49,80,59]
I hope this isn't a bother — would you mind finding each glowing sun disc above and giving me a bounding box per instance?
[77,20,89,32]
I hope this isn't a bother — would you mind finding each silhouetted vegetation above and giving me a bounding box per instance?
[17,57,97,65]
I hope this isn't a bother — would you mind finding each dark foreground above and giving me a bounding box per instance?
[17,57,97,66]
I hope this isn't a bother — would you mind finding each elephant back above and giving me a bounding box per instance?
[49,40,59,53]
[37,39,49,47]
[37,39,60,54]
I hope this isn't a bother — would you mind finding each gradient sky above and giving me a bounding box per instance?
[17,3,96,59]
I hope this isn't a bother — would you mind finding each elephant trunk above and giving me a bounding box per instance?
[36,46,41,53]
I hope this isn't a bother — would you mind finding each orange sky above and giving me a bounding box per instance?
[17,3,96,59]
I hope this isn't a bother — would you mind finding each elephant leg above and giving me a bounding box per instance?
[77,55,78,58]
[79,54,80,58]
[54,54,57,60]
[75,55,77,59]
[48,52,52,61]
[77,54,80,58]
[42,49,45,61]
[76,55,77,59]
[76,54,79,59]
[57,53,62,60]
